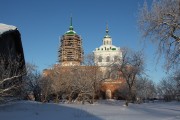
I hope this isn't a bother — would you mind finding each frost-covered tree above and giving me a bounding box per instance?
[43,53,103,104]
[136,77,157,102]
[22,63,42,101]
[138,0,180,70]
[39,76,52,102]
[174,70,180,100]
[157,71,179,101]
[0,55,26,103]
[112,48,145,102]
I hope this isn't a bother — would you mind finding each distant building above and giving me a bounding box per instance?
[93,24,122,67]
[58,17,84,66]
[44,22,126,100]
[93,24,125,99]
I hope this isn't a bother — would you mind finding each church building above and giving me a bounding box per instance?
[58,17,84,66]
[93,24,124,99]
[93,24,122,67]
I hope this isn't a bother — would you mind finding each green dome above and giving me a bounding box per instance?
[65,30,76,35]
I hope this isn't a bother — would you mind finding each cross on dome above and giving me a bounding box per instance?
[69,16,73,31]
[104,23,111,38]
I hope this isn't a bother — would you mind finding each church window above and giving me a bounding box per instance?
[98,56,103,62]
[106,56,110,62]
[114,56,118,62]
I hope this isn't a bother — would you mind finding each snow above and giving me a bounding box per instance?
[0,23,17,34]
[0,100,180,120]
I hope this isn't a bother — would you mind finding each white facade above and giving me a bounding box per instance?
[93,25,122,67]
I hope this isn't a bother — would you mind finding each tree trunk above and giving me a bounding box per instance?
[55,93,59,103]
[128,85,135,103]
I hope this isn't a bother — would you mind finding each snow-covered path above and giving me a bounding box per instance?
[0,100,179,120]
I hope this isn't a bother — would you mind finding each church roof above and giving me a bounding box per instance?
[65,30,76,35]
[0,23,17,34]
[65,17,76,35]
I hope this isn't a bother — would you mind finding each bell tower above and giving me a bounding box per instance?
[103,24,112,45]
[58,17,84,66]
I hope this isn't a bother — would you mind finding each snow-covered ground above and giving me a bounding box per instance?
[0,100,179,120]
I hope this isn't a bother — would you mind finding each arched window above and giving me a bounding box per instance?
[106,56,110,62]
[98,56,103,62]
[114,56,118,62]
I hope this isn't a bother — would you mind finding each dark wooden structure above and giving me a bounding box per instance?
[0,24,26,96]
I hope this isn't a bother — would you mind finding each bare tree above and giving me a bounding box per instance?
[173,69,180,100]
[71,66,93,104]
[157,69,180,101]
[157,77,177,101]
[43,66,70,103]
[71,66,102,104]
[22,63,42,101]
[39,76,52,102]
[136,77,157,103]
[138,0,180,70]
[43,54,103,104]
[112,48,145,103]
[0,55,26,103]
[83,53,103,103]
[83,53,95,66]
[45,66,70,103]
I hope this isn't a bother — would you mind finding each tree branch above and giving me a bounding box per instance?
[0,74,25,85]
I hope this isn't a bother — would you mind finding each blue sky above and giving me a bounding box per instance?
[0,0,166,82]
